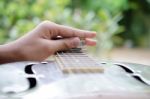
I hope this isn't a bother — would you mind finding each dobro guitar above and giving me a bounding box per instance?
[0,45,150,99]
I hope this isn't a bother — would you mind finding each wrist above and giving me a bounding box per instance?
[0,42,22,64]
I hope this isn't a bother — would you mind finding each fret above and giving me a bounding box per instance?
[55,48,104,74]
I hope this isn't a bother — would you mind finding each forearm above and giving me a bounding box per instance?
[0,43,21,64]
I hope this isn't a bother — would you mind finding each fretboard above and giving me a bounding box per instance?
[55,48,104,73]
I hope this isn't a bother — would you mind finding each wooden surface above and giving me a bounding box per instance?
[110,48,150,66]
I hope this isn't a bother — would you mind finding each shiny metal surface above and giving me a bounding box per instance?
[0,61,150,99]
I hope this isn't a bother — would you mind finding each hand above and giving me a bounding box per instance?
[0,21,96,63]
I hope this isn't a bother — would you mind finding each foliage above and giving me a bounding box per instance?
[0,0,150,55]
[119,0,150,48]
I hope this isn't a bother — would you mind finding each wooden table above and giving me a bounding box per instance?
[109,48,150,66]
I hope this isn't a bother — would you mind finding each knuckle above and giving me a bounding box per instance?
[63,41,70,49]
[40,20,54,29]
[71,30,76,37]
[42,20,52,24]
[81,31,86,38]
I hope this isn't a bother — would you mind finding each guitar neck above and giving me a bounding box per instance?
[55,48,104,73]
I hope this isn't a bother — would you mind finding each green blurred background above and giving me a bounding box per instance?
[0,0,150,58]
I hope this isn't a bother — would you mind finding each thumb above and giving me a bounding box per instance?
[50,37,80,52]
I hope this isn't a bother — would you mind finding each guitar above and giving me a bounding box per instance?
[0,47,150,99]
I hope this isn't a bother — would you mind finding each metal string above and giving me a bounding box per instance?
[56,49,103,74]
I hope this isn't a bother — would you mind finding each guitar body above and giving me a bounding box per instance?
[0,61,150,99]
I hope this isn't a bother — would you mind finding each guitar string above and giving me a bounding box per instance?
[57,52,74,74]
[57,50,99,74]
[65,51,83,73]
[57,51,118,91]
[61,51,75,74]
[58,51,79,73]
[59,51,78,74]
[57,49,109,92]
[57,51,99,93]
[62,50,102,88]
[69,50,92,74]
[60,51,92,73]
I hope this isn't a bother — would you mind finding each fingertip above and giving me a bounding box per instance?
[91,31,97,37]
[85,38,97,46]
